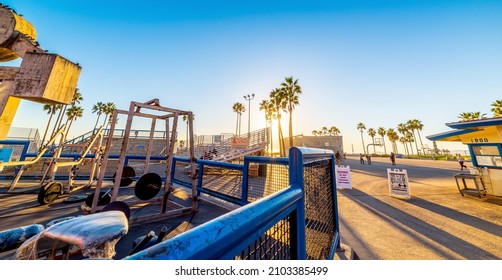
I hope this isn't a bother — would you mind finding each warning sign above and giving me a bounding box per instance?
[387,168,411,199]
[335,165,352,189]
[230,137,249,149]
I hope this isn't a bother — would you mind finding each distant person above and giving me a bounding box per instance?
[366,154,372,165]
[343,152,347,159]
[457,154,467,170]
[359,153,365,165]
[390,152,396,165]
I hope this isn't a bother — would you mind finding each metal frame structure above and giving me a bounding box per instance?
[89,99,197,226]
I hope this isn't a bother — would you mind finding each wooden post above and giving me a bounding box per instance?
[144,117,157,174]
[111,102,135,201]
[91,111,118,213]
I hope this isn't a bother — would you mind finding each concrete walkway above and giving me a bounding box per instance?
[338,156,502,260]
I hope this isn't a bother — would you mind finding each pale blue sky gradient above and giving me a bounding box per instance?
[3,0,502,154]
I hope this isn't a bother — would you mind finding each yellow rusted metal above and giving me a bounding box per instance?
[0,8,37,62]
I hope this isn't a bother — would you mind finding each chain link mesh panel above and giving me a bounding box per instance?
[234,216,291,260]
[303,158,336,260]
[246,163,289,203]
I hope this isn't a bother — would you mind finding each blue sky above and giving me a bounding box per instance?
[3,0,502,154]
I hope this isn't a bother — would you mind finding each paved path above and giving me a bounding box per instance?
[338,156,502,260]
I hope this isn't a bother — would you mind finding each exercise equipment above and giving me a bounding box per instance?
[88,99,198,226]
[134,173,162,200]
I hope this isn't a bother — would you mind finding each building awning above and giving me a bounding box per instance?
[426,129,478,141]
[427,117,502,142]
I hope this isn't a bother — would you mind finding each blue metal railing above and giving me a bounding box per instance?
[125,147,340,260]
[0,140,31,162]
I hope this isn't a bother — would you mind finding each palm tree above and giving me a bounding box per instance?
[367,128,377,153]
[182,114,195,144]
[397,123,413,154]
[70,89,83,107]
[386,128,399,154]
[40,104,59,148]
[411,119,424,153]
[399,137,409,157]
[329,126,340,136]
[406,120,420,155]
[405,132,415,155]
[458,112,486,121]
[281,76,302,147]
[270,88,286,156]
[65,106,84,137]
[458,112,473,121]
[471,112,487,120]
[232,102,245,136]
[356,123,366,154]
[321,126,328,136]
[491,99,502,117]
[312,130,318,136]
[259,99,274,154]
[92,102,106,131]
[377,127,387,154]
[102,102,116,129]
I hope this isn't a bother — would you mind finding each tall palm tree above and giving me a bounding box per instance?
[399,137,409,157]
[356,123,366,153]
[52,88,82,138]
[259,99,274,154]
[40,104,59,148]
[270,88,286,156]
[405,132,415,155]
[410,119,424,153]
[377,127,387,154]
[367,128,376,153]
[232,102,245,136]
[386,128,399,154]
[281,76,302,147]
[491,99,502,117]
[102,102,116,129]
[406,120,419,155]
[65,106,84,137]
[397,123,413,154]
[70,89,83,107]
[182,114,195,143]
[92,102,106,131]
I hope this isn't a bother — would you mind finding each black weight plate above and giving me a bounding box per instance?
[102,201,131,220]
[37,182,63,205]
[112,166,136,186]
[85,190,112,207]
[134,173,162,200]
[62,194,88,204]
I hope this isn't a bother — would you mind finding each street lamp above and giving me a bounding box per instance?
[243,93,255,139]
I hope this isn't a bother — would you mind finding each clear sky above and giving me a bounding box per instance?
[3,0,502,154]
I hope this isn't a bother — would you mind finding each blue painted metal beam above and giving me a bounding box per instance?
[124,187,303,260]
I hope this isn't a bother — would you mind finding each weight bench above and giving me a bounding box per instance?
[14,211,129,260]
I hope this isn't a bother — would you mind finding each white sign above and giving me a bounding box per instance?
[335,165,352,189]
[387,168,411,199]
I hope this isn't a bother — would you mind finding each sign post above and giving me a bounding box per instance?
[387,168,411,199]
[335,165,352,189]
